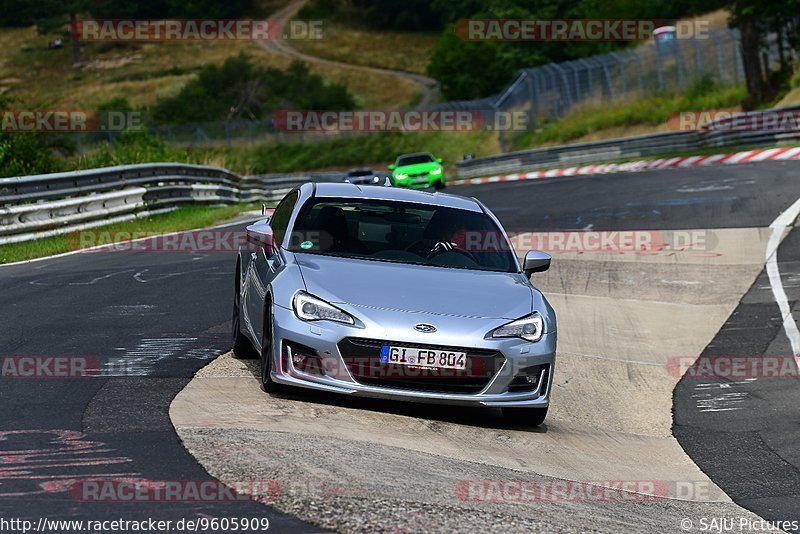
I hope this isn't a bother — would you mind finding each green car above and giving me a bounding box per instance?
[388,152,445,189]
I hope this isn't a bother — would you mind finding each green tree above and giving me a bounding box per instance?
[721,0,800,103]
[427,26,513,99]
[152,55,354,125]
[31,0,89,64]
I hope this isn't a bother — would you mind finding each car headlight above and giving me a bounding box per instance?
[293,291,355,324]
[491,312,544,342]
[396,173,408,179]
[429,168,442,175]
[372,176,380,183]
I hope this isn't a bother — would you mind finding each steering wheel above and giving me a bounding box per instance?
[425,241,478,263]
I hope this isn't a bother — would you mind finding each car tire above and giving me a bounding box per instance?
[260,303,284,393]
[434,179,446,190]
[232,272,258,359]
[502,407,548,427]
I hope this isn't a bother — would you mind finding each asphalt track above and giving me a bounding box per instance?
[2,160,799,532]
[674,226,800,526]
[0,219,319,532]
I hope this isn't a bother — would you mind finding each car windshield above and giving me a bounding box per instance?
[288,199,518,273]
[396,154,434,166]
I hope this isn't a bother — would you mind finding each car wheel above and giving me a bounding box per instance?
[260,302,284,393]
[232,270,258,359]
[502,407,548,427]
[434,179,446,190]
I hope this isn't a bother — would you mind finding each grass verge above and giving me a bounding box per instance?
[512,83,748,150]
[225,129,499,175]
[291,23,437,75]
[0,203,257,265]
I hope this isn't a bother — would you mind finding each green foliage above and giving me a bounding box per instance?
[0,0,41,26]
[1,0,255,28]
[0,132,61,178]
[349,0,441,31]
[513,79,747,148]
[74,131,201,169]
[109,66,202,83]
[791,68,800,89]
[226,130,494,174]
[427,25,513,99]
[152,55,354,125]
[87,0,255,19]
[96,97,133,113]
[426,0,736,100]
[296,0,341,20]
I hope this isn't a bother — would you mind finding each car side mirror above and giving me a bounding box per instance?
[246,221,274,251]
[436,158,442,163]
[388,164,396,170]
[523,250,551,277]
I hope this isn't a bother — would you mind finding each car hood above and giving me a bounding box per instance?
[394,162,441,175]
[294,253,533,320]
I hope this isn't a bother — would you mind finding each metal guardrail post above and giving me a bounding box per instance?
[674,39,686,89]
[609,52,627,96]
[655,47,665,92]
[712,33,726,82]
[634,52,644,95]
[550,64,572,111]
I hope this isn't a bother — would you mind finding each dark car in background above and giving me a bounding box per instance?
[344,168,385,185]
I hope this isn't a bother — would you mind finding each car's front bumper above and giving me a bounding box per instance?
[268,304,555,408]
[392,174,444,189]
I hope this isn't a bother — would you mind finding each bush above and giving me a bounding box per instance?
[226,129,495,174]
[513,79,748,148]
[427,26,513,100]
[96,97,134,113]
[0,132,61,178]
[791,69,800,89]
[74,131,199,169]
[152,55,355,125]
[296,0,340,20]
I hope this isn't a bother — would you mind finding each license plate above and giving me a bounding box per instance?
[380,345,467,370]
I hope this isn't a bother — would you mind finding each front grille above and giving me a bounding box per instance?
[338,337,504,393]
[409,172,428,178]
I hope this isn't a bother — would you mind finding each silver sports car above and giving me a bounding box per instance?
[232,183,556,426]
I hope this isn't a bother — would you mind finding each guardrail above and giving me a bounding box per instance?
[456,105,800,178]
[0,164,342,245]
